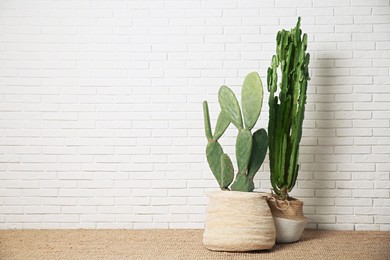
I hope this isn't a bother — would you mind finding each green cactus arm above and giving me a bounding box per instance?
[268,55,279,189]
[218,85,243,129]
[305,53,310,79]
[236,129,252,175]
[288,163,300,192]
[288,68,308,191]
[248,128,268,179]
[213,111,230,141]
[206,142,224,188]
[269,101,278,192]
[230,174,255,192]
[220,153,234,190]
[241,72,263,131]
[273,97,285,186]
[295,17,301,39]
[267,56,278,93]
[271,181,282,198]
[202,101,213,141]
[288,149,300,191]
[278,133,287,186]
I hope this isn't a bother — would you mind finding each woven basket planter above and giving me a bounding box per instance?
[203,191,276,252]
[266,195,307,243]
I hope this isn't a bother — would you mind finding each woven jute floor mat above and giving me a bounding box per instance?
[0,229,389,260]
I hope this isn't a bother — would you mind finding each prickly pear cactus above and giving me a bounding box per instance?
[203,72,268,192]
[267,17,310,200]
[203,101,231,189]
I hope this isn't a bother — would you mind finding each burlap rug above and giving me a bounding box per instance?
[0,229,389,259]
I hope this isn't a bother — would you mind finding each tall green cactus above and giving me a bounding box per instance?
[203,72,268,192]
[267,17,310,200]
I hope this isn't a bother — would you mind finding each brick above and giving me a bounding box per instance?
[301,146,333,154]
[58,189,94,197]
[301,163,337,172]
[22,189,58,197]
[316,189,352,198]
[335,198,373,206]
[313,0,350,7]
[151,197,187,206]
[355,207,390,215]
[297,7,332,16]
[375,180,390,189]
[335,111,371,119]
[352,0,390,6]
[353,190,389,198]
[336,24,373,33]
[316,103,353,111]
[356,224,380,231]
[337,215,373,224]
[373,111,390,119]
[355,102,390,111]
[6,215,42,223]
[353,32,390,41]
[336,128,372,136]
[334,146,371,154]
[335,7,372,15]
[315,155,351,163]
[355,51,390,59]
[353,119,389,128]
[0,206,24,214]
[320,138,354,146]
[337,181,374,189]
[316,206,353,215]
[288,189,315,198]
[316,51,353,60]
[303,198,335,206]
[353,154,390,163]
[275,0,311,7]
[375,216,390,224]
[316,120,352,128]
[307,215,336,223]
[44,215,79,223]
[351,172,374,180]
[314,172,351,180]
[316,85,352,94]
[298,181,335,189]
[380,225,390,231]
[337,93,374,104]
[24,206,61,214]
[374,24,390,32]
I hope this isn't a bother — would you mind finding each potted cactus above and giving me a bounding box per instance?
[202,72,275,252]
[266,17,310,243]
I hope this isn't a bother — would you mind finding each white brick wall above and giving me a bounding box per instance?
[0,0,389,230]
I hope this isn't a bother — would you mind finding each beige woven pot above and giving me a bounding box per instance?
[203,191,276,252]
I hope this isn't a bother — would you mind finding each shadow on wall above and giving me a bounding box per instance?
[299,53,354,229]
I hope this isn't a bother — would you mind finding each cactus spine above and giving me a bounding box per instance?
[203,72,268,192]
[267,17,310,200]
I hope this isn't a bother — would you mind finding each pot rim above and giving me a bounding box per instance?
[265,194,304,205]
[205,190,267,199]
